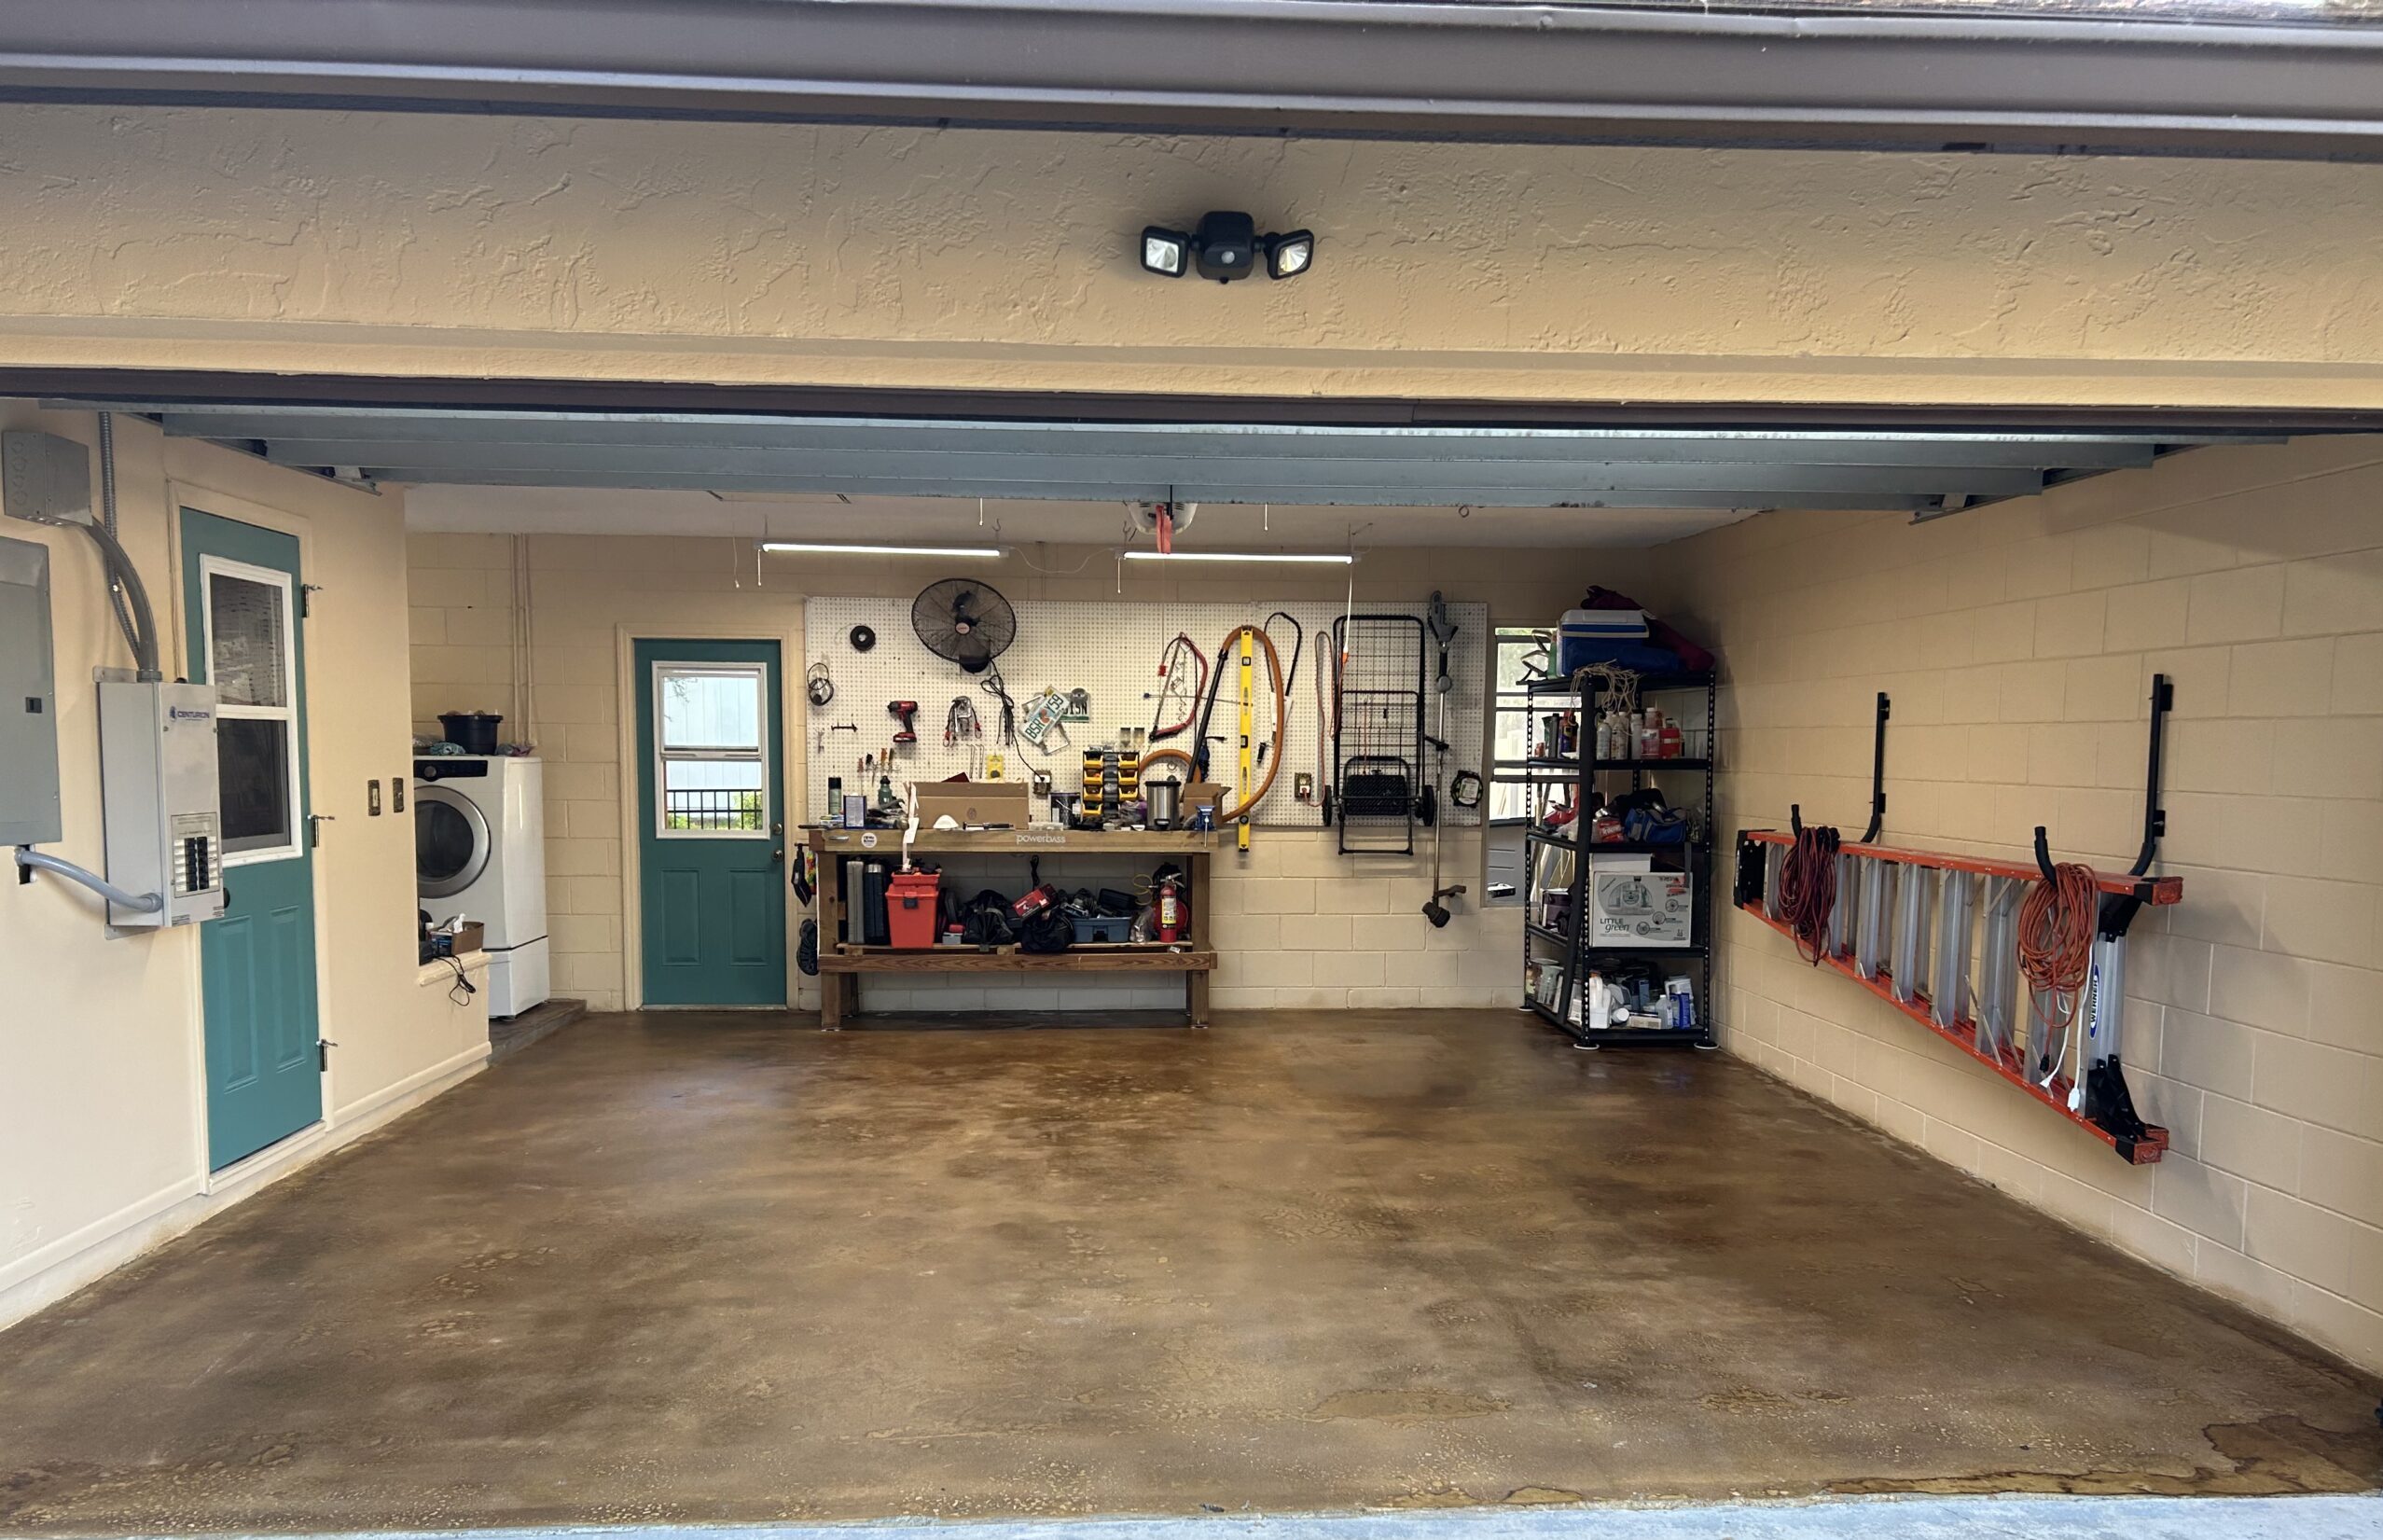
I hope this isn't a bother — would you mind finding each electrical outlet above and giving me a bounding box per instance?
[367,778,382,815]
[1295,771,1314,801]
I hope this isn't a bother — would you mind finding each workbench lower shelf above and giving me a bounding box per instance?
[816,944,1216,1028]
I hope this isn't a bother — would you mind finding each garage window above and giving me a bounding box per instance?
[653,662,770,837]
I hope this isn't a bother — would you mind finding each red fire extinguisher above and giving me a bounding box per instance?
[1157,874,1186,944]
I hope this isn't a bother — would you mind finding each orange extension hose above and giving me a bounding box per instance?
[1209,624,1287,824]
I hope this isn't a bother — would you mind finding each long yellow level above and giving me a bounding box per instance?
[1237,629,1254,853]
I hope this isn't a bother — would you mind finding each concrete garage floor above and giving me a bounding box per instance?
[2,1011,2376,1533]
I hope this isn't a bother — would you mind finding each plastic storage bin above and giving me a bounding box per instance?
[885,869,942,949]
[1071,914,1134,943]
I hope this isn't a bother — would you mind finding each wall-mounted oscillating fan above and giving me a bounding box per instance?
[911,577,1018,673]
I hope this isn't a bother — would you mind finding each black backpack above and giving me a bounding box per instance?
[957,889,1016,948]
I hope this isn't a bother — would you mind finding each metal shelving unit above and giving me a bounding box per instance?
[1520,670,1718,1049]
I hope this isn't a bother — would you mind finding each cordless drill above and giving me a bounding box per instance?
[888,700,920,743]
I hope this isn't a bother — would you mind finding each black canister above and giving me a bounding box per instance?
[437,711,504,755]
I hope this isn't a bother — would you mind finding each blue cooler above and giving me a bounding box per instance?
[1558,607,1648,674]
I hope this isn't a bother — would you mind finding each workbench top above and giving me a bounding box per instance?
[808,826,1217,854]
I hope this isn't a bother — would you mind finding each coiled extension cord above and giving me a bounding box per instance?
[1780,823,1840,964]
[2019,861,2099,1077]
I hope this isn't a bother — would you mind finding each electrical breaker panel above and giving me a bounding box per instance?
[98,680,227,929]
[0,534,62,846]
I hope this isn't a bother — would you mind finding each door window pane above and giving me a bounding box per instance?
[218,717,293,853]
[663,759,766,831]
[660,669,762,751]
[208,571,289,708]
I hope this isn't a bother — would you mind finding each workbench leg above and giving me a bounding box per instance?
[1187,969,1210,1029]
[821,973,850,1031]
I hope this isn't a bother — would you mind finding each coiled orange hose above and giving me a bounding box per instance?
[1208,624,1287,824]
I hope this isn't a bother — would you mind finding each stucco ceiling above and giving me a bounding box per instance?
[400,486,1753,549]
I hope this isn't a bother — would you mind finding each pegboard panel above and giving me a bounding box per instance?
[801,594,1487,829]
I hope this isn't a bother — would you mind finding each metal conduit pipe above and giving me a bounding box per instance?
[78,518,162,682]
[13,847,164,913]
[97,411,142,663]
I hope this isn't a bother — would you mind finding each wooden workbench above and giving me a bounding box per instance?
[807,825,1218,1028]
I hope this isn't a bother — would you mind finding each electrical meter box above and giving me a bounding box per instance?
[0,535,62,846]
[98,680,227,929]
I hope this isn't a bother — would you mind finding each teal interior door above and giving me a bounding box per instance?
[636,639,787,1006]
[181,508,323,1170]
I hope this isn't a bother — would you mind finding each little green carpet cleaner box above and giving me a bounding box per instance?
[1588,867,1694,948]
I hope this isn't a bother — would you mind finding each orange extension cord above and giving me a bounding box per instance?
[1779,823,1840,964]
[2019,860,2100,1070]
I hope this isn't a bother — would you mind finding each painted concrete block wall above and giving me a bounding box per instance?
[407,530,1631,1012]
[7,104,2383,409]
[1661,435,2383,1373]
[0,404,487,1331]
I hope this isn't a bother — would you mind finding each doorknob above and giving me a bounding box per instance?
[770,848,784,863]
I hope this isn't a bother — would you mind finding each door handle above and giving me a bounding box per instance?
[770,848,784,863]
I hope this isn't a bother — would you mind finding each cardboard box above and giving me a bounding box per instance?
[911,779,1031,828]
[1587,868,1693,948]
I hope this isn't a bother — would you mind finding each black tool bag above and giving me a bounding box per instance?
[959,889,1016,948]
[1017,906,1074,954]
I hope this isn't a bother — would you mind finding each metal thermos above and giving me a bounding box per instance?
[1146,778,1183,830]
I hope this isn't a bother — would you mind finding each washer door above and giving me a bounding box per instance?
[415,784,492,899]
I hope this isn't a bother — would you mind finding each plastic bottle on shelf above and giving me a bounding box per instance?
[1659,713,1683,759]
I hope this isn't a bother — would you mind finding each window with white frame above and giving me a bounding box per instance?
[654,663,770,836]
[1489,628,1555,822]
[202,557,302,863]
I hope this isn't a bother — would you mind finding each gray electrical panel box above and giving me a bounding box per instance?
[0,534,62,846]
[98,680,228,929]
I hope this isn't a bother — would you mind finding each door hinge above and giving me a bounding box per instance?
[300,583,323,617]
[308,813,335,848]
[318,1037,338,1071]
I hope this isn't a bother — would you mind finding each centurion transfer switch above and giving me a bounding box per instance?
[97,680,227,929]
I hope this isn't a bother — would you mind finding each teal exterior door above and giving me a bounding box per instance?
[181,508,323,1169]
[635,639,787,1006]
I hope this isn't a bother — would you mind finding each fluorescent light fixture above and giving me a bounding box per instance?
[1120,549,1352,564]
[760,541,1004,559]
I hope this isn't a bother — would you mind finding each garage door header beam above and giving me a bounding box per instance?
[4,0,2383,160]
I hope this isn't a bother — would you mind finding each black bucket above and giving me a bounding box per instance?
[438,711,504,755]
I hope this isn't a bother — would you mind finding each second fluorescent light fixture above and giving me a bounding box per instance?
[1119,549,1351,564]
[761,541,1003,559]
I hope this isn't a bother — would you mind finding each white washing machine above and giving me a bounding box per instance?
[415,756,549,1019]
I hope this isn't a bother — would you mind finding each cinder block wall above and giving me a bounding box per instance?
[1663,436,2383,1372]
[408,533,1641,1013]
